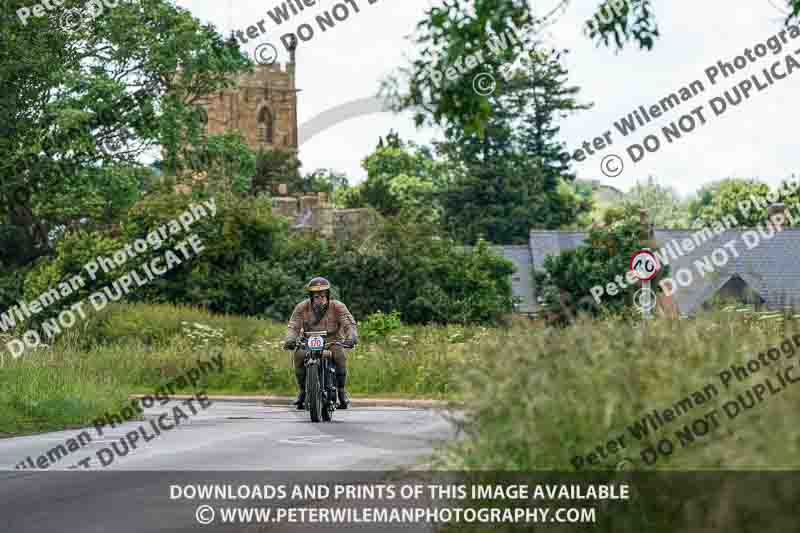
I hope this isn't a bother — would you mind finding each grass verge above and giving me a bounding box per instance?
[0,302,487,435]
[435,310,800,470]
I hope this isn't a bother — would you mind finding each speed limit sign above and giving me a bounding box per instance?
[630,250,661,281]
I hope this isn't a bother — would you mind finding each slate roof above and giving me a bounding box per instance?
[512,228,800,316]
[654,229,800,315]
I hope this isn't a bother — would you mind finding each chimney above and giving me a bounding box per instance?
[639,209,656,247]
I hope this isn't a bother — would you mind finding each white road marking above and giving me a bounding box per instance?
[279,435,346,445]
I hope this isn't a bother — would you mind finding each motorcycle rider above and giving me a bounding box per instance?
[283,277,358,410]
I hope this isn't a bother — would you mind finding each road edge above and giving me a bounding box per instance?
[129,394,459,409]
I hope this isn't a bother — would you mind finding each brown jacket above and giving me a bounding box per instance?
[285,299,358,342]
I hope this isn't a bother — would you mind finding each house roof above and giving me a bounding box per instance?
[518,228,800,315]
[489,245,536,313]
[653,228,800,314]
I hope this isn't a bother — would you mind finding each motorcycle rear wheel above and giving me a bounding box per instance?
[321,362,335,422]
[322,387,333,422]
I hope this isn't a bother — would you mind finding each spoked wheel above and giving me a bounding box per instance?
[322,402,333,421]
[306,363,322,423]
[321,363,335,422]
[322,385,334,422]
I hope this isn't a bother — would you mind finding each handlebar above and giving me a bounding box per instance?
[284,337,354,351]
[299,339,346,348]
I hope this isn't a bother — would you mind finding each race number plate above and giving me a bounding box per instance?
[307,335,325,351]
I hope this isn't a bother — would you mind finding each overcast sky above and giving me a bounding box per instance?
[176,0,799,197]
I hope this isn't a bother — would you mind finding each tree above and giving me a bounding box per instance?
[382,0,533,138]
[507,48,591,188]
[584,0,660,51]
[688,179,770,228]
[533,204,669,324]
[342,134,452,219]
[185,132,256,197]
[622,176,690,228]
[34,164,156,236]
[251,148,302,196]
[435,48,592,244]
[300,169,350,196]
[384,0,800,138]
[0,0,251,261]
[687,176,800,228]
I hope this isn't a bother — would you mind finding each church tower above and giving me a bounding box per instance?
[199,46,298,153]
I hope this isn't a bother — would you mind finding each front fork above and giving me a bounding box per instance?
[305,352,337,409]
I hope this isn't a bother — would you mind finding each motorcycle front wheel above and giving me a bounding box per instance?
[306,362,323,423]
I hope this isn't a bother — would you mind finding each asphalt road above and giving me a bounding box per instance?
[0,400,458,533]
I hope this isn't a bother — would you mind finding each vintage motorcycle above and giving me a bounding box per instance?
[299,331,342,422]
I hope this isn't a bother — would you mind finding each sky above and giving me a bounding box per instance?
[175,0,800,198]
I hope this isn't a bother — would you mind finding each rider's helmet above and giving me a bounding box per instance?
[306,277,331,299]
[306,277,331,314]
[306,277,331,294]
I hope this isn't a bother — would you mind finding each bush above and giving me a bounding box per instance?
[0,268,27,320]
[22,230,123,327]
[121,192,293,313]
[533,205,669,324]
[325,220,514,324]
[359,310,403,341]
[0,224,35,267]
[14,193,513,330]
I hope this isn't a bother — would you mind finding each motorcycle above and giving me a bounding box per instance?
[299,331,342,422]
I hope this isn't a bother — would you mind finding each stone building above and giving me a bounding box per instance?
[196,49,298,153]
[177,51,375,242]
[270,184,379,242]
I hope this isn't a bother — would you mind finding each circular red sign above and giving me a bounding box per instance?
[630,250,661,281]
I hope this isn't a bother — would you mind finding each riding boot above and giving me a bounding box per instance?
[294,368,306,409]
[335,369,349,409]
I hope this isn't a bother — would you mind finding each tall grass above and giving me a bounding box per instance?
[436,310,800,470]
[0,302,486,435]
[434,310,800,532]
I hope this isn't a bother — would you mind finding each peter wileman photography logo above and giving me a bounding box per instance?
[424,19,536,99]
[254,42,279,65]
[17,0,123,32]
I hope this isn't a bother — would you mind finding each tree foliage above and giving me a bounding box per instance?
[341,133,451,221]
[533,205,668,324]
[689,178,771,228]
[383,0,533,138]
[387,0,800,139]
[435,48,592,244]
[251,148,302,196]
[19,192,514,327]
[0,0,251,260]
[622,176,690,228]
[184,132,257,197]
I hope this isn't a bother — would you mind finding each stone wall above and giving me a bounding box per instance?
[269,188,376,243]
[332,209,379,242]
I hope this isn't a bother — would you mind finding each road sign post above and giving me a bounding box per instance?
[630,248,661,320]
